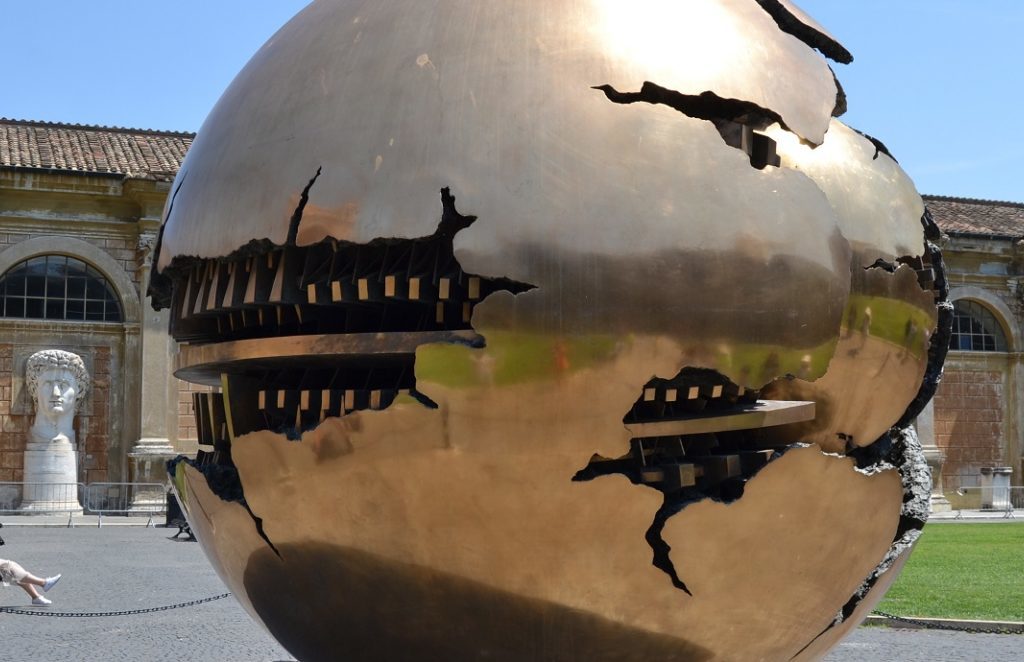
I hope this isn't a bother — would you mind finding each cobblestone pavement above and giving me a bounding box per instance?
[825,626,1024,661]
[1,526,1020,661]
[0,526,294,662]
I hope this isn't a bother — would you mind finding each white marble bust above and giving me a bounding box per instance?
[25,350,90,447]
[21,350,89,513]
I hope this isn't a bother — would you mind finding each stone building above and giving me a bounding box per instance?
[0,119,1020,498]
[0,119,195,488]
[922,195,1024,492]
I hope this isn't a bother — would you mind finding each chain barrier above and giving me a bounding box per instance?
[872,610,1024,635]
[0,592,231,617]
[4,598,1019,635]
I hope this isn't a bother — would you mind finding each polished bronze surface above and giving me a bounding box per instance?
[175,331,480,386]
[156,1,945,660]
[174,433,901,661]
[792,545,916,661]
[625,399,815,437]
[157,0,844,271]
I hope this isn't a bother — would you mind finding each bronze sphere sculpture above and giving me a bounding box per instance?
[152,2,949,660]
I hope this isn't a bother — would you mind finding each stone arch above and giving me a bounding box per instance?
[947,285,1017,352]
[0,236,141,324]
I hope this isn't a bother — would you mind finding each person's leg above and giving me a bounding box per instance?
[17,580,41,599]
[2,560,36,592]
[19,572,45,587]
[17,576,58,604]
[19,572,60,590]
[14,570,61,603]
[2,561,58,603]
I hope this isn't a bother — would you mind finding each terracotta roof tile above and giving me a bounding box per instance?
[3,120,1021,238]
[0,118,193,181]
[924,195,1024,239]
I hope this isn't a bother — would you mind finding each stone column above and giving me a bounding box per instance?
[1008,351,1024,487]
[916,400,951,513]
[1011,252,1024,487]
[128,231,176,511]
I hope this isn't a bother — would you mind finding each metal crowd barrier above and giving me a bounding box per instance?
[83,482,168,527]
[0,481,86,526]
[954,485,1022,519]
[0,481,168,527]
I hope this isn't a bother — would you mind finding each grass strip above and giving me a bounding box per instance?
[877,523,1024,622]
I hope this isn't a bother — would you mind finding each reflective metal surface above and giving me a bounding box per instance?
[176,432,901,662]
[155,1,945,660]
[157,0,843,271]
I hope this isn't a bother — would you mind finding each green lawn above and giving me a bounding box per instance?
[877,523,1024,621]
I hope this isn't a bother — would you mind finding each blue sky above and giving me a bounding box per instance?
[3,1,1020,201]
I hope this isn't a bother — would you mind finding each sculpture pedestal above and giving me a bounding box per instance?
[128,439,176,512]
[21,441,83,514]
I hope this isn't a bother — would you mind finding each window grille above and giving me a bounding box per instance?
[0,255,123,322]
[949,300,1006,352]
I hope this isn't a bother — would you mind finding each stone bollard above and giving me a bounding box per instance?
[979,467,1013,511]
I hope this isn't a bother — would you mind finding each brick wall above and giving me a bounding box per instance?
[933,368,1004,490]
[0,344,21,481]
[82,346,111,483]
[177,379,211,444]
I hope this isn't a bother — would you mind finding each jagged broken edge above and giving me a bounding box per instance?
[593,16,849,155]
[751,0,854,65]
[594,82,797,143]
[642,444,797,596]
[852,129,896,162]
[793,208,952,657]
[167,456,282,558]
[150,173,534,317]
[571,365,796,596]
[158,182,535,557]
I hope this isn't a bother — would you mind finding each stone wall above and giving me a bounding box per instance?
[0,232,142,289]
[0,169,182,489]
[0,344,16,482]
[933,367,1005,490]
[938,234,1024,489]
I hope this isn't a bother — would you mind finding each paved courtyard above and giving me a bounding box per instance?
[828,627,1023,661]
[0,526,293,662]
[0,524,1019,661]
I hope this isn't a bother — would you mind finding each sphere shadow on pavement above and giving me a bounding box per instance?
[1,525,1019,661]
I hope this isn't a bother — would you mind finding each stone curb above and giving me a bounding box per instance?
[926,511,1021,523]
[1,516,160,528]
[866,615,1024,633]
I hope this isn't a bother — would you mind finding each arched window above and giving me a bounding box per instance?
[0,255,123,322]
[949,300,1007,352]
